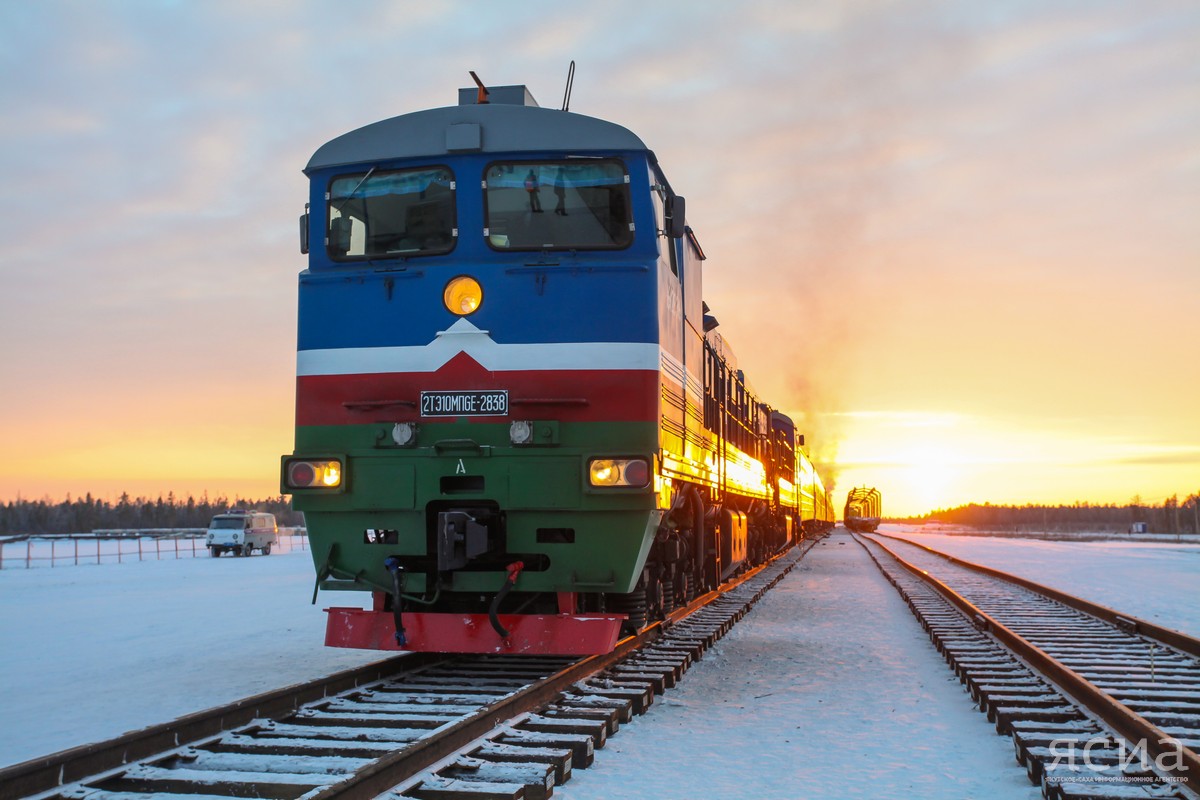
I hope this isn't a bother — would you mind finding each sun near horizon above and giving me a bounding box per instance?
[2,400,1195,520]
[826,410,1200,519]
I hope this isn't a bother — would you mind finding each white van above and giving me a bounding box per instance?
[206,511,278,557]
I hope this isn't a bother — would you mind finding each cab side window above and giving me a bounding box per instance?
[483,160,633,251]
[328,167,457,260]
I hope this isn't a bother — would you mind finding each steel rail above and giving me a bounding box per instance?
[0,652,445,800]
[308,543,810,799]
[869,531,1200,659]
[856,533,1199,790]
[3,540,813,800]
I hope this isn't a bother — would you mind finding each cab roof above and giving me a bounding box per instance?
[306,85,648,173]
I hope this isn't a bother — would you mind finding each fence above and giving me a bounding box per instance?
[0,530,309,570]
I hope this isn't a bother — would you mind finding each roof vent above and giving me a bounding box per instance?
[458,84,540,107]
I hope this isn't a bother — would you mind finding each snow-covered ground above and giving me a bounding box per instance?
[2,527,1196,798]
[878,523,1200,638]
[903,523,1199,545]
[0,547,380,768]
[564,532,1042,800]
[0,531,308,569]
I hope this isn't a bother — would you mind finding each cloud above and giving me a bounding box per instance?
[0,0,1197,506]
[1116,449,1200,467]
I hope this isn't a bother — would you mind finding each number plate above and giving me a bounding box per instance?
[420,390,509,417]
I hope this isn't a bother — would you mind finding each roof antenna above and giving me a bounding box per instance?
[561,60,575,111]
[469,70,489,104]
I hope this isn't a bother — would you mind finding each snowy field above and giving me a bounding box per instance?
[2,527,1197,798]
[0,531,309,569]
[878,524,1200,638]
[0,547,380,768]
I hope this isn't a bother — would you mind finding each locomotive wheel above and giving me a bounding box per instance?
[649,575,665,620]
[678,571,693,604]
[610,587,648,635]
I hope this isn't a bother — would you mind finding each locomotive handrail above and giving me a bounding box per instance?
[433,438,490,453]
[342,399,417,410]
[512,396,589,406]
[504,264,650,274]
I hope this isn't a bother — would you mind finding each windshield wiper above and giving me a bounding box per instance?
[333,166,376,215]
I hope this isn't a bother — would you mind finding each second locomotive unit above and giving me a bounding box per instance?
[844,487,882,532]
[282,81,833,655]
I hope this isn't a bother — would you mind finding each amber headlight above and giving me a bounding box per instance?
[443,275,482,316]
[588,458,651,488]
[285,458,343,489]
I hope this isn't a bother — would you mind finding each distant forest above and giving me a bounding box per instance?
[903,493,1200,535]
[0,493,304,536]
[5,492,1200,537]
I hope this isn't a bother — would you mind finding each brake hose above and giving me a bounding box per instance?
[383,557,407,647]
[488,561,524,639]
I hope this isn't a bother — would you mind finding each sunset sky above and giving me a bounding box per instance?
[1,1,1196,518]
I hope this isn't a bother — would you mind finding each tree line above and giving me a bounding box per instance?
[8,491,1199,537]
[903,493,1200,535]
[0,493,304,535]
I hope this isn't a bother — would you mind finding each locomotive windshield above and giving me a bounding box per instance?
[484,160,632,250]
[327,167,457,260]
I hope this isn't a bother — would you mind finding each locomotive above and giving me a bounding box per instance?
[843,487,882,532]
[281,80,834,656]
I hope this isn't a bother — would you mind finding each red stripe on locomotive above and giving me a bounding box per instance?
[297,351,660,426]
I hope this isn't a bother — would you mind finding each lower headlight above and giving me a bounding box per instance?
[509,420,534,445]
[392,422,418,447]
[588,457,651,488]
[285,458,344,489]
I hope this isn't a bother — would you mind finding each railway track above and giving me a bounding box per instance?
[1,541,816,800]
[855,531,1200,800]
